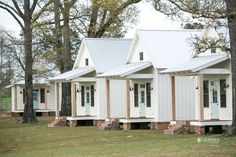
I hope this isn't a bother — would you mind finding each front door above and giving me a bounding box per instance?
[32,89,39,109]
[85,86,91,115]
[139,84,146,117]
[210,80,219,119]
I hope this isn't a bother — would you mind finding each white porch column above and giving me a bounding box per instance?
[71,82,76,117]
[55,82,60,119]
[126,79,130,120]
[170,76,176,121]
[197,74,204,121]
[106,79,110,119]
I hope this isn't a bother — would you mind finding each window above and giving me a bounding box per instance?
[40,88,45,103]
[23,89,26,104]
[91,85,94,107]
[220,79,226,107]
[146,83,151,107]
[134,84,138,107]
[211,48,216,54]
[81,86,85,106]
[85,58,89,66]
[203,80,209,107]
[139,52,143,61]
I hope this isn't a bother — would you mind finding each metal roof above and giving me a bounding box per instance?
[98,62,152,77]
[126,29,202,69]
[77,38,132,73]
[49,67,95,81]
[160,53,229,74]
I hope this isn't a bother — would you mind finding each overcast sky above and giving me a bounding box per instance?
[0,1,182,38]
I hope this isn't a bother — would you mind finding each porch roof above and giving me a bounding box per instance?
[49,66,95,81]
[161,53,229,75]
[98,62,152,78]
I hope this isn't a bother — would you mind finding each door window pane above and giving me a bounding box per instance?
[141,91,145,103]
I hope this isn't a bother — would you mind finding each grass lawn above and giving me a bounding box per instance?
[0,116,236,157]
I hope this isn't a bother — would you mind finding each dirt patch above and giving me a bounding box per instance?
[0,112,11,118]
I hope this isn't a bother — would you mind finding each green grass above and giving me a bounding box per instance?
[0,116,236,157]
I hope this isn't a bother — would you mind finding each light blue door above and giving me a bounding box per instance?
[33,90,39,109]
[210,81,219,119]
[85,86,91,115]
[140,84,146,117]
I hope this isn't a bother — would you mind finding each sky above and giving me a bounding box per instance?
[0,1,182,38]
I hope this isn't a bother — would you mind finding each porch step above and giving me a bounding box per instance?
[97,119,120,130]
[48,118,67,127]
[164,121,190,135]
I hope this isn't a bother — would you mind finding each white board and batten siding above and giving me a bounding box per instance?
[175,76,196,120]
[156,72,172,122]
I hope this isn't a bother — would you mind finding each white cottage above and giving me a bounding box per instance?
[161,29,232,134]
[99,30,201,130]
[7,78,56,116]
[50,38,132,126]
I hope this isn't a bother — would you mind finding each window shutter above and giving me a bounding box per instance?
[91,85,94,107]
[220,79,226,108]
[23,89,25,104]
[146,83,151,107]
[203,80,209,107]
[134,83,138,107]
[81,86,85,107]
[40,88,45,103]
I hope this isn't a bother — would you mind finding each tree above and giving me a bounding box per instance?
[32,0,141,116]
[153,0,236,135]
[0,0,52,123]
[182,22,204,29]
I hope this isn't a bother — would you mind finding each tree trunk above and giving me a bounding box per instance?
[22,0,37,123]
[60,1,73,116]
[226,0,236,135]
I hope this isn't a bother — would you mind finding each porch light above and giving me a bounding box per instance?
[20,91,22,94]
[224,84,230,88]
[47,90,50,93]
[76,89,81,93]
[129,87,133,91]
[151,87,153,91]
[195,86,198,90]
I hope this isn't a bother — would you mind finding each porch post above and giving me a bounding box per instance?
[56,82,60,118]
[71,81,76,117]
[197,74,204,121]
[14,86,17,111]
[170,76,176,121]
[106,79,110,119]
[126,79,130,119]
[45,85,48,109]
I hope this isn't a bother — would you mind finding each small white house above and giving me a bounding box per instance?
[99,30,201,130]
[50,38,132,126]
[7,78,56,116]
[161,28,232,134]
